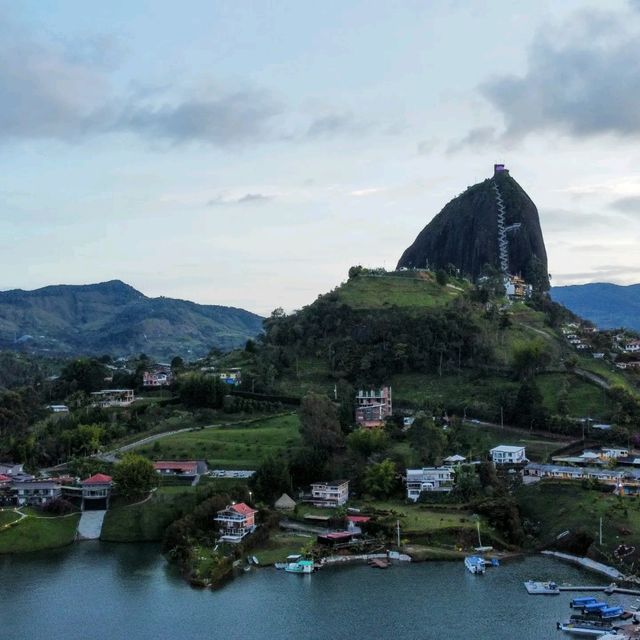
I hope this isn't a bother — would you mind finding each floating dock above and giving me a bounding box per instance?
[524,581,640,596]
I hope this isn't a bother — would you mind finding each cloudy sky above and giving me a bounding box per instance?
[3,0,640,315]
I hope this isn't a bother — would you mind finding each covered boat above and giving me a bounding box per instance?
[464,556,486,574]
[285,557,315,574]
[571,597,598,609]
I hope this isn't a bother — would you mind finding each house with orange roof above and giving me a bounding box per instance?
[215,502,258,542]
[81,473,113,510]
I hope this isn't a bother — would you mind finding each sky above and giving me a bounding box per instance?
[3,0,640,315]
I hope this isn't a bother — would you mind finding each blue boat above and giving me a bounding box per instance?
[464,556,486,574]
[583,602,607,613]
[571,596,598,608]
[599,606,624,620]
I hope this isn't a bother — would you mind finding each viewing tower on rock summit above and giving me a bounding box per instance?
[396,164,549,290]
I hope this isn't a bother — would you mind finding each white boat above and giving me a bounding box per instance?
[464,556,486,574]
[524,580,560,595]
[557,621,617,636]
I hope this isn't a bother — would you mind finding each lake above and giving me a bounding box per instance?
[0,543,631,640]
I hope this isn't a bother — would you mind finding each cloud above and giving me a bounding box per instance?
[479,9,640,140]
[611,195,640,214]
[306,113,370,138]
[447,126,498,154]
[207,193,274,206]
[0,13,112,141]
[0,13,371,148]
[539,208,622,232]
[113,91,282,146]
[553,265,640,283]
[416,138,437,155]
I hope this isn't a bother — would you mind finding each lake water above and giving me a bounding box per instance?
[1,543,633,640]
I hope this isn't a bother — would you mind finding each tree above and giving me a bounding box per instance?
[177,374,224,408]
[170,356,185,372]
[363,459,397,498]
[409,416,446,465]
[299,393,344,454]
[513,379,547,430]
[435,269,448,286]
[113,453,158,498]
[346,429,389,458]
[512,339,551,380]
[249,457,292,503]
[58,358,107,394]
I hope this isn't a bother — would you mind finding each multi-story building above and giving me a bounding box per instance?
[81,473,113,510]
[490,445,527,465]
[355,386,392,428]
[405,467,454,501]
[13,480,62,506]
[143,370,173,387]
[214,502,257,542]
[310,480,349,508]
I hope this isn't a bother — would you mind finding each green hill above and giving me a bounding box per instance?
[0,280,264,359]
[242,269,638,434]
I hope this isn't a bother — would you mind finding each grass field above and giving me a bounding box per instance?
[252,533,311,565]
[134,414,302,469]
[335,273,466,310]
[0,512,79,553]
[536,372,611,419]
[517,481,640,569]
[101,487,199,542]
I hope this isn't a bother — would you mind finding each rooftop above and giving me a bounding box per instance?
[82,473,113,485]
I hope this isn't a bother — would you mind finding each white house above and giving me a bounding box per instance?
[310,480,349,507]
[490,445,527,464]
[624,340,640,353]
[405,467,454,501]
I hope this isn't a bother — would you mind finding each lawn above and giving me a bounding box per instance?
[336,273,466,310]
[134,414,302,469]
[101,487,199,542]
[252,533,311,565]
[354,500,477,533]
[0,510,21,527]
[0,513,79,553]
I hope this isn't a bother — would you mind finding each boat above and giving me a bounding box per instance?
[583,602,608,614]
[557,620,617,636]
[464,556,486,574]
[599,606,624,620]
[251,555,259,565]
[571,597,598,609]
[524,580,560,595]
[284,555,315,574]
[274,563,287,570]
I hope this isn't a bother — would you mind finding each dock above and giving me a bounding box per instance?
[524,581,640,596]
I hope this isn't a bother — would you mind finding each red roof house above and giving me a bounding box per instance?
[81,473,113,485]
[215,502,258,542]
[153,461,198,475]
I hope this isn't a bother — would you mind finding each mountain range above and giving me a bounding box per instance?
[551,283,640,331]
[0,280,263,359]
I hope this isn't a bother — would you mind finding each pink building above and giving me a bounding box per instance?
[355,386,392,428]
[215,502,257,542]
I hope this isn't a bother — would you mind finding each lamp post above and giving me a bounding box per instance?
[248,490,253,504]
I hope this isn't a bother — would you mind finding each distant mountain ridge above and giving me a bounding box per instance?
[0,280,263,358]
[551,283,640,331]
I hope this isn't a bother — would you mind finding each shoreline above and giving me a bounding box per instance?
[540,550,632,584]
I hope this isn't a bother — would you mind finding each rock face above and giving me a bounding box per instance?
[396,167,549,287]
